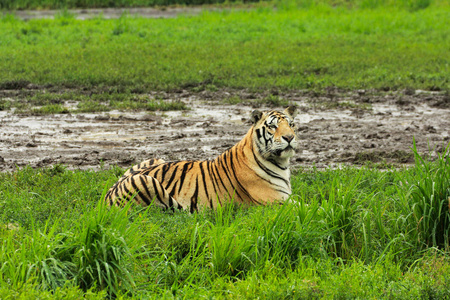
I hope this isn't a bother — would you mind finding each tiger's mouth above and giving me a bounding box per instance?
[272,145,295,157]
[283,145,296,155]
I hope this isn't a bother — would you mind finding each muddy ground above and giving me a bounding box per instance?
[6,6,227,20]
[0,89,449,172]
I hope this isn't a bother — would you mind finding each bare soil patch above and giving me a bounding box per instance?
[0,89,449,172]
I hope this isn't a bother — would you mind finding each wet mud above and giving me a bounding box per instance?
[0,90,449,172]
[6,7,222,20]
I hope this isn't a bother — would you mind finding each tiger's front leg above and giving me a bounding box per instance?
[106,173,184,211]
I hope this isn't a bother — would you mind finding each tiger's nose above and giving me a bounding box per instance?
[282,135,294,143]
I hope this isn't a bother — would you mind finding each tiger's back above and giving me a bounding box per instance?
[105,106,298,211]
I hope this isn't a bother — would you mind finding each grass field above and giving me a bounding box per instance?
[1,3,447,92]
[0,0,446,10]
[0,1,449,114]
[0,144,449,298]
[1,1,450,298]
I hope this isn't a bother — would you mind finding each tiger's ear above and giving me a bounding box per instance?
[251,110,263,124]
[284,106,298,118]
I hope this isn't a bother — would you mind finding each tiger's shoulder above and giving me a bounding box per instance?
[123,158,166,178]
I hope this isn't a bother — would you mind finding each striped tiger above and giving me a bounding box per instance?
[105,106,298,212]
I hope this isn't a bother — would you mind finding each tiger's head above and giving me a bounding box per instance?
[251,106,298,161]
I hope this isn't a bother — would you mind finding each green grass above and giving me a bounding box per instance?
[0,0,442,10]
[0,1,449,297]
[0,143,449,298]
[0,2,448,97]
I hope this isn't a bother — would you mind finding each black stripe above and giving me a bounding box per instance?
[211,160,226,205]
[159,182,176,209]
[207,160,219,208]
[165,164,180,189]
[114,184,126,205]
[190,176,199,213]
[268,158,287,170]
[177,162,194,194]
[228,147,260,204]
[239,156,285,190]
[138,175,153,205]
[130,177,145,203]
[150,177,169,209]
[153,168,160,180]
[256,128,262,140]
[276,189,290,195]
[252,152,290,186]
[219,151,244,202]
[203,161,217,209]
[121,182,132,199]
[105,189,114,205]
[105,189,112,200]
[254,170,285,189]
[113,186,121,201]
[142,169,150,176]
[159,163,170,183]
[262,126,269,147]
[167,193,174,209]
[199,162,209,200]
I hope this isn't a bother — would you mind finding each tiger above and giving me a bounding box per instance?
[104,106,298,212]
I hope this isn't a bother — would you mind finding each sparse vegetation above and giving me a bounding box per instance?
[0,99,12,111]
[3,91,189,113]
[31,104,71,114]
[146,99,188,111]
[261,94,290,107]
[353,149,415,164]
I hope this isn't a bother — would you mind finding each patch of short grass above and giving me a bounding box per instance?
[110,98,188,111]
[26,92,79,106]
[31,104,71,114]
[260,94,290,107]
[223,95,244,105]
[76,100,110,112]
[0,3,448,93]
[148,99,188,111]
[0,99,12,111]
[353,149,415,164]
